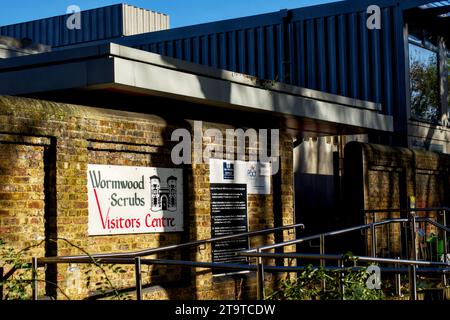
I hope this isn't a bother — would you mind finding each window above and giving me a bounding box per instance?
[409,43,440,123]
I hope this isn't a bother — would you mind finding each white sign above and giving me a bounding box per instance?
[87,164,183,235]
[209,159,271,194]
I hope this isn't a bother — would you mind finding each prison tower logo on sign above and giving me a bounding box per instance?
[150,175,178,212]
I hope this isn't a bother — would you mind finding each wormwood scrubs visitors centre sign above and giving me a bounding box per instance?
[87,164,183,235]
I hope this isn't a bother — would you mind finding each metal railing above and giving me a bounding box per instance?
[238,251,450,300]
[2,208,449,301]
[13,223,305,300]
[365,207,449,295]
[364,207,448,261]
[238,208,450,300]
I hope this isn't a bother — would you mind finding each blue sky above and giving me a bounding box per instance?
[0,0,341,28]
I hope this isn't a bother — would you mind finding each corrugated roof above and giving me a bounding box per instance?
[0,4,169,48]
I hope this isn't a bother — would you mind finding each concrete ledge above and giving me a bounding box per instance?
[0,43,393,133]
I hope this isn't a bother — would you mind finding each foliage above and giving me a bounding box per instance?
[0,238,132,300]
[0,239,34,300]
[409,44,440,123]
[266,264,385,301]
[56,238,131,300]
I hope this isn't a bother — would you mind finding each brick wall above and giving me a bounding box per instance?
[0,96,295,300]
[344,142,450,258]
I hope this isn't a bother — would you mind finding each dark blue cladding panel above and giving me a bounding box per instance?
[0,4,124,47]
[337,14,348,97]
[327,16,338,95]
[117,2,402,116]
[294,21,306,88]
[2,0,416,116]
[381,8,394,116]
[348,13,359,100]
[371,27,382,104]
[359,11,370,101]
[266,26,276,80]
[306,19,316,90]
[316,18,326,92]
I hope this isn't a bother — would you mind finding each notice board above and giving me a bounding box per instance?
[210,158,259,276]
[210,183,249,263]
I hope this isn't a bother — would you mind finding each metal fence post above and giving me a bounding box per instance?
[339,260,345,300]
[0,266,3,300]
[409,265,417,301]
[443,209,448,287]
[371,224,377,257]
[395,257,402,297]
[135,257,142,301]
[409,212,418,300]
[319,234,325,266]
[32,257,38,301]
[320,235,326,290]
[256,249,265,300]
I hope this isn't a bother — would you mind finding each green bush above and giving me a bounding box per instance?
[267,265,384,300]
[0,238,131,300]
[0,238,34,300]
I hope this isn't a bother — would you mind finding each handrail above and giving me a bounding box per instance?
[19,208,450,301]
[2,223,304,300]
[37,223,304,265]
[238,252,450,267]
[244,218,409,253]
[239,212,450,300]
[35,255,450,273]
[417,217,450,233]
[364,207,450,214]
[245,216,450,254]
[237,249,450,300]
